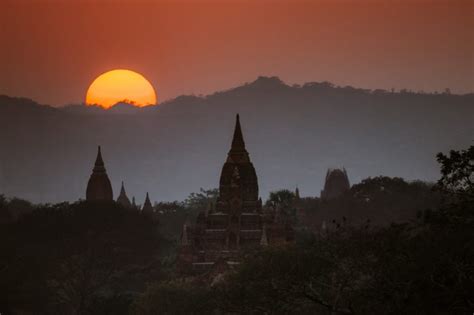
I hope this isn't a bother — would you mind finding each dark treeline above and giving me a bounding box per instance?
[0,146,473,314]
[0,201,170,314]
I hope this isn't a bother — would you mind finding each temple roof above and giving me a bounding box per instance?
[231,114,245,151]
[93,146,106,173]
[226,114,250,163]
[117,181,132,208]
[142,192,153,213]
[218,114,260,213]
[321,168,350,200]
[86,146,113,201]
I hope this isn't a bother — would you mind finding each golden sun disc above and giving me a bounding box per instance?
[86,69,157,108]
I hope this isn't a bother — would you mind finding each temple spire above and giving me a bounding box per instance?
[86,146,113,201]
[117,181,131,208]
[142,192,153,214]
[227,114,250,163]
[93,146,105,173]
[231,114,246,152]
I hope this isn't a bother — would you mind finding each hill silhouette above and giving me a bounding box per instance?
[0,77,473,203]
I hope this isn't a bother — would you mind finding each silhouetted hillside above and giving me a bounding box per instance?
[0,77,473,203]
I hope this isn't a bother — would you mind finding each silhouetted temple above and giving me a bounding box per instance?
[179,115,294,274]
[320,168,350,200]
[117,181,132,208]
[86,146,113,201]
[142,192,153,214]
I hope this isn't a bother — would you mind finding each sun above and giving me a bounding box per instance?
[86,69,157,108]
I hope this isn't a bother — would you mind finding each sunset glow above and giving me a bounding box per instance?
[85,69,157,108]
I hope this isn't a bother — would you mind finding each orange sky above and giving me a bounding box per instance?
[1,0,472,106]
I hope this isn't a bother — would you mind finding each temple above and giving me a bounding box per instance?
[117,181,132,208]
[142,192,153,214]
[178,115,294,274]
[86,146,113,201]
[320,168,350,200]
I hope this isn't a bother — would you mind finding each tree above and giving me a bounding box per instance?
[132,281,215,315]
[3,197,34,221]
[215,147,474,314]
[265,189,298,223]
[184,188,218,211]
[0,200,167,314]
[216,227,379,314]
[0,194,11,224]
[436,145,474,204]
[265,189,296,209]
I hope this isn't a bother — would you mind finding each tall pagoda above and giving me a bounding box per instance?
[86,146,113,201]
[178,115,293,274]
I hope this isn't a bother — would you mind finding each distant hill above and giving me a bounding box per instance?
[0,77,473,203]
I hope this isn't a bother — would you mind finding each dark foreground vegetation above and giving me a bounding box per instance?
[1,146,473,314]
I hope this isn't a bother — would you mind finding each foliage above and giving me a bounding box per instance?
[265,189,296,209]
[0,194,11,223]
[436,145,474,203]
[1,147,473,314]
[132,281,215,315]
[154,201,186,215]
[0,196,35,222]
[213,220,473,314]
[211,146,474,314]
[266,189,298,223]
[300,176,440,228]
[184,188,219,211]
[156,188,218,241]
[153,201,187,240]
[133,146,473,314]
[0,201,167,314]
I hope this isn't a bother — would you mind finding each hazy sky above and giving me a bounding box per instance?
[1,0,473,106]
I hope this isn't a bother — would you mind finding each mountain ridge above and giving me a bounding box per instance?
[3,75,472,113]
[0,76,472,203]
